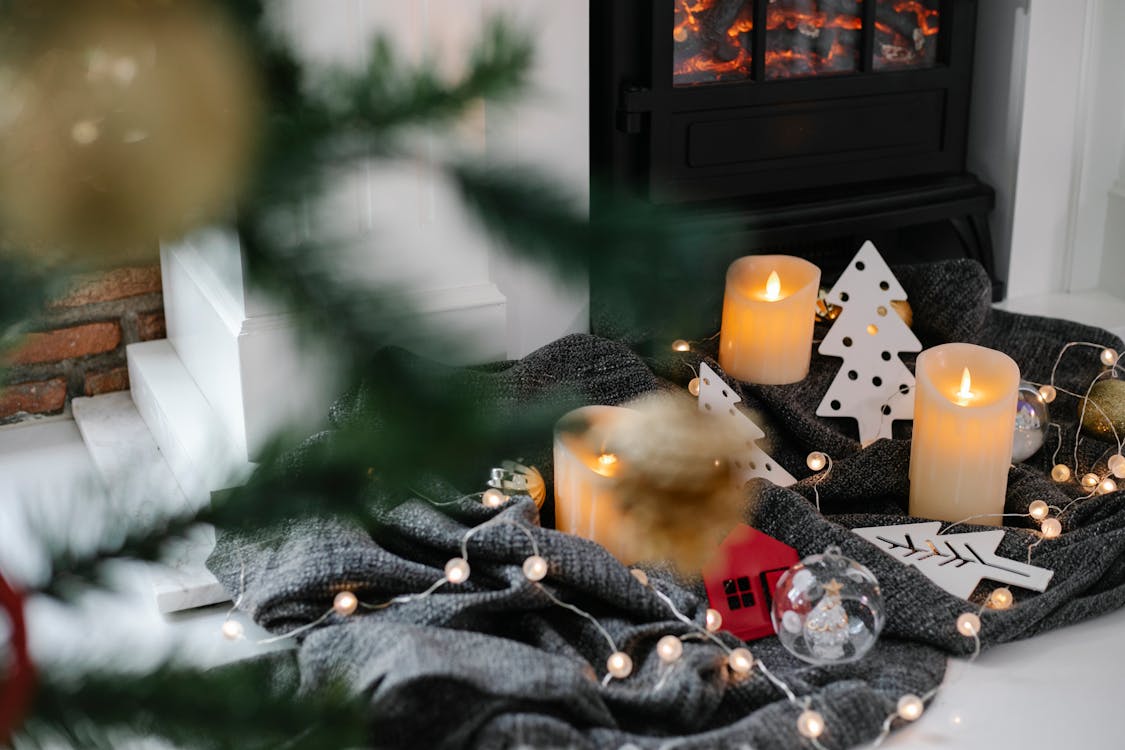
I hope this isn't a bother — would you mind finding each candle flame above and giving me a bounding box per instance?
[598,453,618,468]
[956,367,974,403]
[764,271,781,301]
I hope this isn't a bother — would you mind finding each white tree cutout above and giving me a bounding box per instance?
[698,362,797,487]
[853,522,1054,600]
[816,241,922,446]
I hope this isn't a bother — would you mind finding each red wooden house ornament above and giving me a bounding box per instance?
[702,524,800,642]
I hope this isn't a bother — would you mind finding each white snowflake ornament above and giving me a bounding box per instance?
[816,241,922,446]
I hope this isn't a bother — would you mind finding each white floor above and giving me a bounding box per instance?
[1,411,1121,748]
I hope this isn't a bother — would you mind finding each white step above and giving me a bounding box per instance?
[72,391,232,613]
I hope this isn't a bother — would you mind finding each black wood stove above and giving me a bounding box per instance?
[591,0,1000,305]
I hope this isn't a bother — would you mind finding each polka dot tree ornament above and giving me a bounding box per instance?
[0,573,34,745]
[771,546,885,665]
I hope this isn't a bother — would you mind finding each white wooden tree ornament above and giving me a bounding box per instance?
[816,241,922,446]
[698,362,796,487]
[852,522,1054,600]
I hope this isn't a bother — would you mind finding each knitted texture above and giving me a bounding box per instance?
[209,260,1125,749]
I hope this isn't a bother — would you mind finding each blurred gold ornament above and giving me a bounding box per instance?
[1079,379,1125,441]
[487,461,546,509]
[0,0,262,264]
[602,393,747,573]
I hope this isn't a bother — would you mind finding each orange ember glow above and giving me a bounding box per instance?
[673,0,940,86]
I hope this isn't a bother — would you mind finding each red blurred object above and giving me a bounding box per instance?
[703,525,800,641]
[0,572,34,744]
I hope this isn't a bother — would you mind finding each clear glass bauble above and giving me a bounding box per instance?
[1013,381,1050,463]
[770,546,885,665]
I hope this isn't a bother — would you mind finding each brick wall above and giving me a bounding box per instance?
[0,265,166,424]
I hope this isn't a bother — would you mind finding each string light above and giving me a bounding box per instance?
[332,591,358,616]
[727,647,754,675]
[630,568,649,586]
[1038,385,1057,404]
[656,635,683,663]
[1028,500,1049,521]
[897,694,924,721]
[987,587,1014,611]
[1040,517,1062,539]
[1098,477,1118,495]
[796,709,825,739]
[606,651,633,679]
[445,557,471,584]
[1101,348,1119,367]
[1081,473,1099,491]
[688,377,701,397]
[806,451,828,472]
[221,620,244,641]
[522,555,548,582]
[1110,454,1125,479]
[1051,464,1072,482]
[705,608,723,632]
[597,453,618,468]
[672,339,691,352]
[956,612,981,637]
[481,488,509,508]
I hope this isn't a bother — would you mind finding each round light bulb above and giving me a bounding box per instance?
[727,647,754,675]
[482,488,508,508]
[221,620,244,641]
[656,635,683,663]
[112,56,138,86]
[1082,473,1100,490]
[897,694,925,721]
[806,451,828,472]
[1098,477,1118,495]
[1038,384,1057,403]
[1028,500,1049,521]
[688,377,701,397]
[956,612,981,637]
[672,339,691,353]
[71,119,100,145]
[606,651,633,679]
[705,608,723,632]
[630,568,649,587]
[796,709,825,739]
[1102,348,1119,367]
[445,557,471,584]
[1040,517,1062,539]
[1109,454,1125,479]
[987,587,1013,611]
[1051,464,1072,483]
[522,555,548,582]
[333,591,358,616]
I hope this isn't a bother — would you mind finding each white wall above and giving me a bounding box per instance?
[972,0,1125,300]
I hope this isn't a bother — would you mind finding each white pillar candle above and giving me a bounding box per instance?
[719,255,821,384]
[553,405,635,563]
[909,343,1021,525]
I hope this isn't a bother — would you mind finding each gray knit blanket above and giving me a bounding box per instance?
[209,260,1125,749]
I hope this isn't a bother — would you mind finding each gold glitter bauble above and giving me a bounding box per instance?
[603,393,748,573]
[0,0,261,263]
[1079,379,1125,441]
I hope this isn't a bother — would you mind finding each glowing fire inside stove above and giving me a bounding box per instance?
[673,0,940,86]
